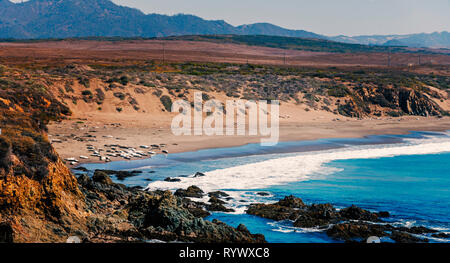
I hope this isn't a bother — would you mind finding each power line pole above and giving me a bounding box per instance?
[387,49,391,67]
[162,42,166,64]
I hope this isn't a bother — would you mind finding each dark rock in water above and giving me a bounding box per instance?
[205,196,233,213]
[377,211,390,218]
[256,192,270,196]
[277,195,306,208]
[206,202,235,213]
[247,203,300,221]
[326,222,389,242]
[144,178,153,182]
[247,196,383,229]
[395,226,438,235]
[193,172,206,178]
[128,191,264,243]
[293,204,338,228]
[390,231,429,243]
[209,196,226,205]
[246,196,307,221]
[181,198,211,218]
[208,191,229,198]
[148,171,156,174]
[237,224,250,234]
[339,205,380,222]
[246,195,443,244]
[95,169,139,181]
[175,186,204,198]
[73,166,89,172]
[75,177,265,243]
[131,170,143,174]
[164,177,181,182]
[432,233,450,238]
[92,171,113,185]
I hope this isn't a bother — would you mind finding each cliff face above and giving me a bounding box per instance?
[0,78,86,242]
[339,84,445,118]
[0,73,265,243]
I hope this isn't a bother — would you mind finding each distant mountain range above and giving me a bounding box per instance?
[329,32,450,49]
[0,0,449,49]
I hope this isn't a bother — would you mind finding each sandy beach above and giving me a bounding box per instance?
[48,115,450,165]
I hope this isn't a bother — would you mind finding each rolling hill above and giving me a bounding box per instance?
[0,0,448,49]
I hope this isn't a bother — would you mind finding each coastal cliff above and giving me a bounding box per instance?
[0,78,86,242]
[0,75,264,243]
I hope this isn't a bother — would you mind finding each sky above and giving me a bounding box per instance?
[10,0,450,36]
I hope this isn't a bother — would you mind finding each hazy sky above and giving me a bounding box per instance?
[10,0,450,36]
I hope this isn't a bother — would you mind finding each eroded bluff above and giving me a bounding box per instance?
[0,79,264,243]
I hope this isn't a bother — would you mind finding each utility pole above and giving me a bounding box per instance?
[162,42,166,64]
[387,49,391,67]
[418,55,421,66]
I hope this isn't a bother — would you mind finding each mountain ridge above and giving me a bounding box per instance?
[0,0,448,48]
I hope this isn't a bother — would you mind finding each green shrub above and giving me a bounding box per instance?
[81,90,92,96]
[328,86,350,97]
[160,95,173,111]
[119,76,129,86]
[78,77,90,88]
[113,92,126,100]
[387,111,403,117]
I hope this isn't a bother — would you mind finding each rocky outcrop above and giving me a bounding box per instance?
[129,190,263,243]
[0,78,263,243]
[247,195,306,221]
[382,86,442,116]
[76,174,265,243]
[174,186,235,213]
[0,80,87,242]
[206,196,235,213]
[390,231,429,243]
[339,205,380,222]
[354,85,444,117]
[174,185,204,198]
[293,204,339,228]
[326,223,389,242]
[247,195,446,243]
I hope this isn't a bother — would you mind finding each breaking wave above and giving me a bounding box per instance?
[146,134,450,194]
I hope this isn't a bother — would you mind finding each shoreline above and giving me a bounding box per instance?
[48,116,450,165]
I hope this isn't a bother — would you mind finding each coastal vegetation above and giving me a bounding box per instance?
[36,60,449,118]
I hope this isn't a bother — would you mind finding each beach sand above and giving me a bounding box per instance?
[48,113,450,165]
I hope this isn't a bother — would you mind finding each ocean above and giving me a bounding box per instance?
[80,130,450,243]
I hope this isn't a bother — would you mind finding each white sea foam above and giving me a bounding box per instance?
[145,135,450,213]
[268,222,324,234]
[146,136,450,193]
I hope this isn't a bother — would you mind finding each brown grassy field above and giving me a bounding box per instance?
[0,39,449,69]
